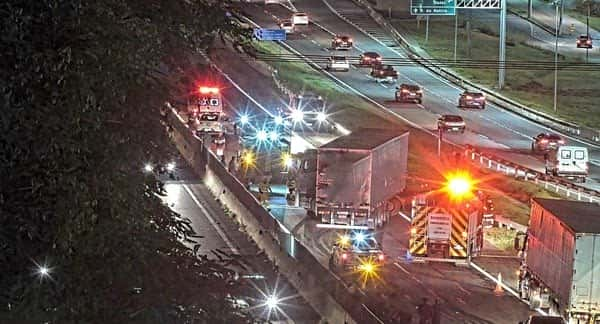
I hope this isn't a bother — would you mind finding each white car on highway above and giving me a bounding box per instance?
[280,20,294,34]
[291,12,309,25]
[326,56,350,72]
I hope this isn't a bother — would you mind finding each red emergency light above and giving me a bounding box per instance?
[199,86,219,94]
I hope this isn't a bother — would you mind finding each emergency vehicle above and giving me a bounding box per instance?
[187,86,222,118]
[329,231,385,271]
[544,146,589,182]
[408,187,484,260]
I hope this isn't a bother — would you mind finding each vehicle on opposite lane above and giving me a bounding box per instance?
[395,83,423,104]
[279,19,294,34]
[438,114,466,133]
[291,12,309,25]
[458,91,486,109]
[531,133,564,153]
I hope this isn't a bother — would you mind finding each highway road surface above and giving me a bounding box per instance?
[235,0,600,192]
[159,160,320,323]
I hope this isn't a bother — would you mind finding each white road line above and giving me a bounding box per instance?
[379,83,387,88]
[310,39,317,44]
[398,211,411,222]
[470,262,548,316]
[393,262,411,275]
[183,184,240,254]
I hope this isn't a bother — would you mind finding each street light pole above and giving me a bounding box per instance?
[499,0,507,89]
[553,1,560,113]
[454,11,458,62]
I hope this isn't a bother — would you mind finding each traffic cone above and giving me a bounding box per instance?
[494,273,504,296]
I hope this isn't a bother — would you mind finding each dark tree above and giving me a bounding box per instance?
[0,0,249,322]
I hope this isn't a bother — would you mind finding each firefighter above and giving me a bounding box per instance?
[258,178,271,206]
[286,176,297,201]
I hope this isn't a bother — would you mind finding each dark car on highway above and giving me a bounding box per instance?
[331,35,353,50]
[576,34,593,48]
[531,133,564,152]
[359,52,382,66]
[438,114,465,133]
[458,91,486,109]
[395,84,423,104]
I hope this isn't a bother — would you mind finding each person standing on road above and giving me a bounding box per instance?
[228,156,237,174]
[258,178,271,206]
[432,299,441,324]
[416,297,432,324]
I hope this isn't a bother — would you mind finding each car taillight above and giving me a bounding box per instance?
[363,57,370,60]
[336,38,341,42]
[587,40,592,44]
[341,253,348,260]
[465,95,472,100]
[577,40,581,43]
[417,90,423,93]
[401,89,409,93]
[540,139,549,143]
[348,38,353,42]
[378,254,385,261]
[376,57,382,61]
[558,140,565,144]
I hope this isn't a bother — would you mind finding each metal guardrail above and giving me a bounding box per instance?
[464,146,600,203]
[345,0,600,144]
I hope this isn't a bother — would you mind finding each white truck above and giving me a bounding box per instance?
[518,198,600,323]
[296,128,409,229]
[545,146,589,183]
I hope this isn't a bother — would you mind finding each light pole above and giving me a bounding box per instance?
[499,0,507,89]
[454,11,459,62]
[553,0,560,113]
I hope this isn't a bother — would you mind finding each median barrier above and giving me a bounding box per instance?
[167,107,391,324]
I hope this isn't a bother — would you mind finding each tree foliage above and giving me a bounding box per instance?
[0,0,249,322]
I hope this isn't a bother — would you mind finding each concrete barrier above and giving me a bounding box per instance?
[167,108,388,324]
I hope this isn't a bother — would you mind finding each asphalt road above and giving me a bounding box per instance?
[205,38,537,323]
[236,0,600,191]
[159,160,320,323]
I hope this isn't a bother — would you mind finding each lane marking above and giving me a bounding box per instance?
[183,184,240,254]
[393,262,411,275]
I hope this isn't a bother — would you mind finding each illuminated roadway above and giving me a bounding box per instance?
[207,33,536,323]
[158,161,320,323]
[237,0,600,191]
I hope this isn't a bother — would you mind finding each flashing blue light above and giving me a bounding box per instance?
[274,115,284,125]
[269,130,279,141]
[240,114,250,125]
[256,129,268,141]
[353,232,366,243]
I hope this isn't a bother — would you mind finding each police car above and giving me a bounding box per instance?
[330,231,385,271]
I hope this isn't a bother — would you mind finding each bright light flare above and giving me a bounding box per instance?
[199,86,219,94]
[268,130,279,141]
[144,163,154,173]
[274,115,284,125]
[290,109,304,123]
[256,130,269,142]
[444,171,474,200]
[166,162,176,172]
[281,152,293,168]
[241,151,256,169]
[316,112,327,122]
[353,231,366,243]
[240,114,250,125]
[338,234,351,247]
[265,295,279,309]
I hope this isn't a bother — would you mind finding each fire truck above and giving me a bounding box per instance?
[188,86,229,135]
[408,175,484,260]
[187,86,222,119]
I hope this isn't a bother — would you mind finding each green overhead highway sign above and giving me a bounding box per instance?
[411,0,456,15]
